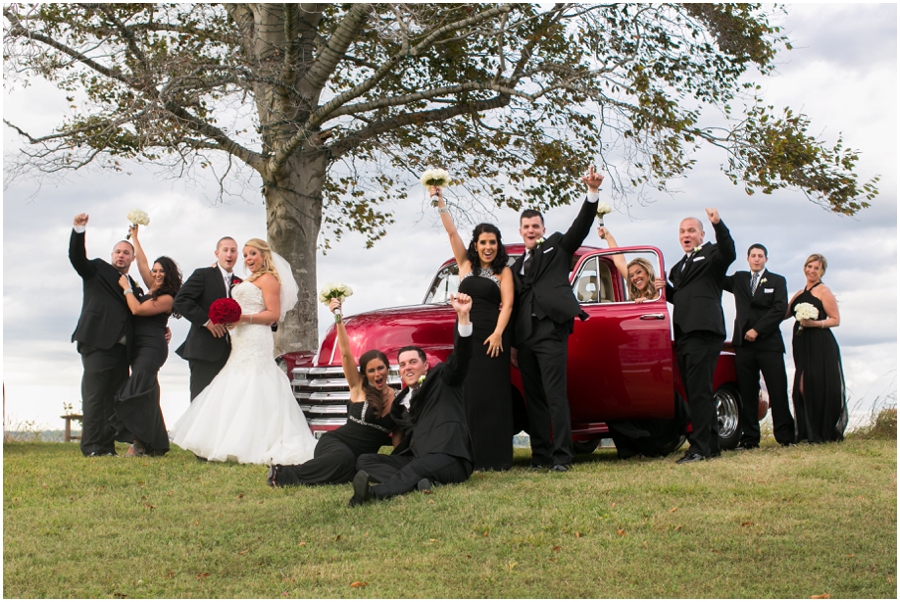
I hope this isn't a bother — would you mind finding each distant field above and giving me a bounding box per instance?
[4,432,895,598]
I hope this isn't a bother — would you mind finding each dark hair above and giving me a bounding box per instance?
[397,346,426,364]
[358,349,391,416]
[520,209,544,225]
[466,223,509,275]
[152,256,183,316]
[747,243,768,257]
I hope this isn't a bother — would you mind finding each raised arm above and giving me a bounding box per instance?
[442,293,474,386]
[129,225,153,289]
[484,267,514,358]
[69,213,96,279]
[330,298,363,391]
[559,167,603,254]
[706,208,736,270]
[432,186,471,276]
[597,226,627,279]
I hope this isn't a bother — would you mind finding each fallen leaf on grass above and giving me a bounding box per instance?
[235,494,244,499]
[810,595,830,599]
[238,549,249,556]
[429,539,438,543]
[299,542,306,547]
[548,557,557,563]
[166,571,174,579]
[466,554,472,559]
[847,554,855,558]
[575,532,582,538]
[167,491,173,495]
[675,525,682,531]
[41,483,47,489]
[741,522,753,527]
[427,499,435,504]
[196,573,210,580]
[137,480,144,485]
[609,502,615,508]
[669,507,677,513]
[194,520,199,525]
[483,531,489,537]
[552,546,561,552]
[617,530,625,537]
[143,503,156,510]
[141,495,147,500]
[334,535,341,542]
[113,593,127,598]
[350,581,368,588]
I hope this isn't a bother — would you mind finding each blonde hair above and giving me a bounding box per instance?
[804,253,828,275]
[243,238,281,283]
[626,257,657,301]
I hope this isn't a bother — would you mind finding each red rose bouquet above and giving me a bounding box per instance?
[209,298,242,325]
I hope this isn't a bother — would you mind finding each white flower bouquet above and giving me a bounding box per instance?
[595,202,612,226]
[126,209,150,239]
[420,168,452,206]
[319,282,354,323]
[793,302,818,331]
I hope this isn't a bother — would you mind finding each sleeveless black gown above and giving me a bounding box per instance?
[274,399,395,486]
[789,283,847,443]
[112,294,170,454]
[458,269,513,471]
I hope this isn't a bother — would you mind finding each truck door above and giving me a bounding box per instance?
[566,247,675,422]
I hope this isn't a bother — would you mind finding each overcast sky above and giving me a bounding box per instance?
[3,4,896,432]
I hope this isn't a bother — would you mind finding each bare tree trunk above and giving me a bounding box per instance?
[265,152,327,356]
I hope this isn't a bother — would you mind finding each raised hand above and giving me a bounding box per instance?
[129,224,139,240]
[597,226,608,240]
[73,213,89,227]
[705,207,720,224]
[329,297,343,322]
[449,291,473,322]
[582,165,604,191]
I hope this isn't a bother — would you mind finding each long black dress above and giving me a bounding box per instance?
[790,283,847,443]
[111,294,170,455]
[273,399,394,486]
[458,268,513,471]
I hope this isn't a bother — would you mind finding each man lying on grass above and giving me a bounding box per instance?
[350,292,474,506]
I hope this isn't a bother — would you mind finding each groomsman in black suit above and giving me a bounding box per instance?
[351,293,474,505]
[724,244,795,448]
[174,237,240,400]
[70,213,141,456]
[510,167,603,472]
[665,208,736,463]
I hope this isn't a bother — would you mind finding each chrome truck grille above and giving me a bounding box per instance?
[291,365,402,432]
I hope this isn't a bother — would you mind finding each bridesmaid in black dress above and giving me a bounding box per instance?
[268,298,397,486]
[787,253,847,443]
[434,186,515,471]
[115,225,182,456]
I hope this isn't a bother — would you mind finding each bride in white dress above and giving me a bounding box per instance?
[171,238,317,464]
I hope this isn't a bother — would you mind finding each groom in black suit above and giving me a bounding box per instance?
[174,237,240,400]
[666,208,736,463]
[511,167,603,472]
[70,213,141,456]
[351,293,474,505]
[724,244,795,448]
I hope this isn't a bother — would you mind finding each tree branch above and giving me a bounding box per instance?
[300,3,370,94]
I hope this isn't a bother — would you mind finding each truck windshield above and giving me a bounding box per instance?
[423,255,523,304]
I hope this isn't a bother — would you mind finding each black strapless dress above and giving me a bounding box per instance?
[274,399,395,486]
[112,294,170,454]
[458,269,513,471]
[789,283,847,442]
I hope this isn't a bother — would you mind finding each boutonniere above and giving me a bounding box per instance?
[417,375,426,385]
[231,276,242,285]
[693,246,702,254]
[536,237,545,246]
[759,278,767,285]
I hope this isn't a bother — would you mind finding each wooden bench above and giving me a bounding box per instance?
[61,414,83,443]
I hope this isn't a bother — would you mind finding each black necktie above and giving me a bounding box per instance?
[524,249,535,278]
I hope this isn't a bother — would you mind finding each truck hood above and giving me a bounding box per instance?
[317,303,457,366]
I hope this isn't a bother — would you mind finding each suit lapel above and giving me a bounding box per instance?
[211,266,227,298]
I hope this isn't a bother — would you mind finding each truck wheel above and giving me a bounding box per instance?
[716,385,741,450]
[573,439,601,454]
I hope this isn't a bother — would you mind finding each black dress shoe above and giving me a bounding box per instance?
[735,443,760,451]
[780,442,797,447]
[266,465,280,488]
[529,463,550,471]
[416,478,432,492]
[349,470,373,507]
[549,464,570,472]
[86,451,117,457]
[676,452,706,464]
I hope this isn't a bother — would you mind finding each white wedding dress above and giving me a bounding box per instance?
[170,281,317,464]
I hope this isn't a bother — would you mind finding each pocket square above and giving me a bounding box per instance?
[763,288,774,293]
[692,255,706,261]
[542,246,554,254]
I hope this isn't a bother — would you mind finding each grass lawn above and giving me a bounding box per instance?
[4,436,896,598]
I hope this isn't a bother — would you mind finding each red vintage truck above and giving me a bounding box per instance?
[278,244,753,455]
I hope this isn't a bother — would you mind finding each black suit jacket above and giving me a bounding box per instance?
[389,331,474,461]
[174,266,238,362]
[69,229,138,354]
[724,269,787,353]
[665,220,736,337]
[511,196,596,339]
